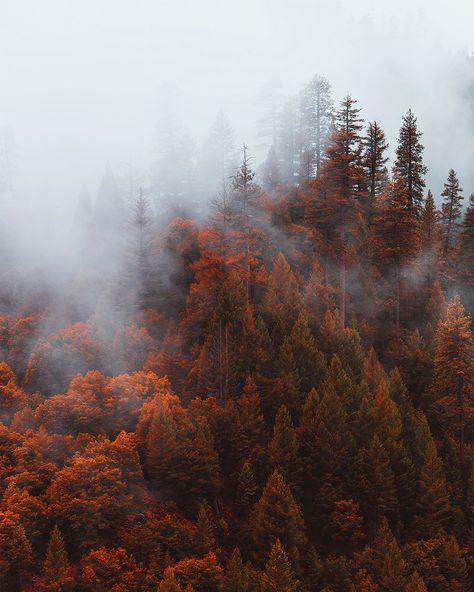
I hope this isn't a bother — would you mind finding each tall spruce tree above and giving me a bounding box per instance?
[392,109,427,214]
[440,169,463,259]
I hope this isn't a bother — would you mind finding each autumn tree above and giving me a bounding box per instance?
[40,525,75,592]
[420,190,440,287]
[457,192,474,311]
[392,109,427,213]
[371,179,420,344]
[310,94,365,328]
[250,470,306,567]
[363,120,389,211]
[230,146,262,298]
[440,169,463,259]
[0,510,32,591]
[259,539,299,592]
[430,295,474,463]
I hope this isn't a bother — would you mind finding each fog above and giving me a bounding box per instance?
[1,0,474,269]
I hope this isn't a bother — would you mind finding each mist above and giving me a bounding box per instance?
[1,0,474,311]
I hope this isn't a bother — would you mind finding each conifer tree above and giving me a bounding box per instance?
[124,187,156,310]
[269,405,301,496]
[236,461,258,512]
[356,434,399,523]
[457,192,474,311]
[420,190,440,287]
[298,74,333,179]
[262,146,281,190]
[224,548,249,592]
[285,313,326,394]
[41,525,75,592]
[371,179,420,344]
[195,503,215,556]
[414,438,452,536]
[405,571,428,592]
[158,567,185,592]
[440,169,463,258]
[306,95,365,328]
[250,470,306,567]
[355,518,408,592]
[430,295,474,463]
[363,120,389,209]
[259,539,299,592]
[392,109,427,213]
[231,146,261,298]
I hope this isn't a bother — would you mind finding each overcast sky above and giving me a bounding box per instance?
[1,0,474,221]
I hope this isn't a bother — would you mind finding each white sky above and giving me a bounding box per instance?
[1,0,474,217]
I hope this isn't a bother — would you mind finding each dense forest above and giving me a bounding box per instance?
[1,73,474,591]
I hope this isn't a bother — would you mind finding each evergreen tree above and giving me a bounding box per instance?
[363,120,389,210]
[259,539,299,592]
[236,461,258,512]
[414,438,452,536]
[158,567,185,592]
[195,503,215,556]
[355,518,408,592]
[269,405,301,495]
[308,95,365,328]
[41,525,75,592]
[457,192,474,311]
[430,295,474,463]
[298,74,333,180]
[392,109,427,213]
[420,190,440,287]
[124,188,156,310]
[250,470,306,567]
[371,179,420,344]
[231,146,261,298]
[285,313,326,394]
[262,146,281,191]
[440,169,463,260]
[224,548,249,592]
[405,571,428,592]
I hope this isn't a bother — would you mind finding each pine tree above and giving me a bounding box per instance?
[371,179,420,344]
[285,313,326,394]
[355,518,408,592]
[195,503,215,556]
[414,438,452,536]
[231,146,261,298]
[299,381,354,532]
[224,548,249,592]
[124,187,156,310]
[392,109,427,213]
[308,95,365,328]
[430,295,474,463]
[269,405,301,496]
[363,120,389,211]
[262,146,281,190]
[440,169,463,260]
[405,571,428,592]
[420,190,440,287]
[298,74,333,180]
[356,434,399,523]
[41,525,75,592]
[236,461,258,512]
[158,567,185,592]
[250,470,306,567]
[457,193,474,311]
[259,539,299,592]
